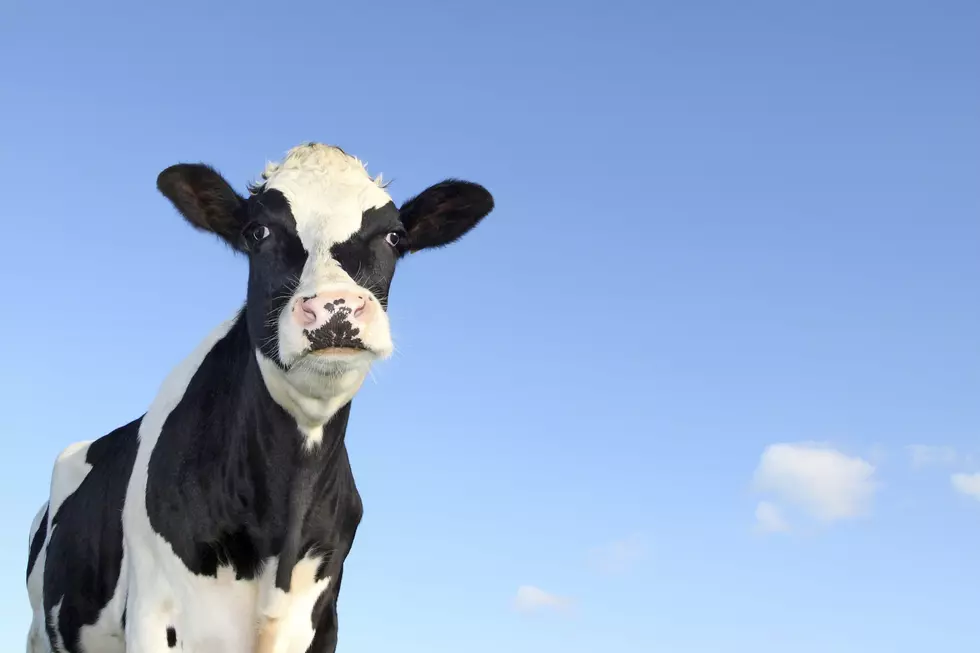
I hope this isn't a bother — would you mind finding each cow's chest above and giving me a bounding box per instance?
[145,431,363,583]
[138,451,362,652]
[140,550,333,653]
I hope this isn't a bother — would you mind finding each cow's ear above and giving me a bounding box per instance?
[398,179,494,253]
[157,163,248,251]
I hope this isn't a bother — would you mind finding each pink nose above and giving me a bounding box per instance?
[292,290,369,330]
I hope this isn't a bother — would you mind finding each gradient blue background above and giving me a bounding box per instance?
[2,1,978,651]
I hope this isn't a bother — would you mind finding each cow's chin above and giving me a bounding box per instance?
[256,349,373,427]
[293,346,377,374]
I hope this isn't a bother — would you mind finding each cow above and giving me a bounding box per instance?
[24,142,494,653]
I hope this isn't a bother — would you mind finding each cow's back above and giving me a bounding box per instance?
[27,417,141,653]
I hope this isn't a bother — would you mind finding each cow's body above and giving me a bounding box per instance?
[25,143,493,653]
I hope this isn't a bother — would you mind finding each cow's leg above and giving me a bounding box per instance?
[124,499,257,651]
[305,565,345,653]
[305,596,338,653]
[25,617,50,653]
[127,553,262,653]
[256,555,332,653]
[121,521,180,652]
[124,571,180,653]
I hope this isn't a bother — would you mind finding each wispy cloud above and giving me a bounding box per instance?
[951,473,980,502]
[752,442,877,528]
[513,585,572,614]
[907,444,959,468]
[754,500,790,533]
[589,534,647,574]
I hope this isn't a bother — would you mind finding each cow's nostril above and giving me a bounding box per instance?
[296,299,318,326]
[353,296,368,317]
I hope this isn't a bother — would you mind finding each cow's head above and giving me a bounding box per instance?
[157,143,493,425]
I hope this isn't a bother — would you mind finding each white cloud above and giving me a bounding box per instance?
[752,442,877,523]
[907,444,959,468]
[513,585,572,614]
[951,473,980,501]
[754,501,790,533]
[590,535,647,574]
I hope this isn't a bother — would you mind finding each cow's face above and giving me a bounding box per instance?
[157,143,493,408]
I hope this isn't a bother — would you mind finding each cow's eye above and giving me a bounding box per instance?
[243,223,270,247]
[384,232,401,247]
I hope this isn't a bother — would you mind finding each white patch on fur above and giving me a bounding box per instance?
[25,616,49,653]
[256,349,367,447]
[256,554,332,653]
[50,441,94,515]
[257,144,392,241]
[123,311,247,652]
[258,143,396,368]
[48,599,66,653]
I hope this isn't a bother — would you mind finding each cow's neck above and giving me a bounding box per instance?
[255,350,367,448]
[166,308,362,457]
[144,311,363,577]
[215,308,366,457]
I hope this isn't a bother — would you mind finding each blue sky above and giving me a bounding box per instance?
[1,0,978,651]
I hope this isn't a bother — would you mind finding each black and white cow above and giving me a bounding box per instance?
[25,142,494,653]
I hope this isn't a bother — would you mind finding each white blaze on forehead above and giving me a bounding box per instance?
[257,143,393,251]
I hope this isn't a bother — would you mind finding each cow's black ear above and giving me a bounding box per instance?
[157,163,248,252]
[398,179,494,253]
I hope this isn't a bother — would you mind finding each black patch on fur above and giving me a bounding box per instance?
[26,504,48,584]
[329,202,403,310]
[304,306,364,351]
[41,417,142,653]
[166,626,177,648]
[145,313,363,594]
[398,179,494,252]
[241,189,307,367]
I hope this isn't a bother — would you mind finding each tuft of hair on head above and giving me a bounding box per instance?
[247,141,389,192]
